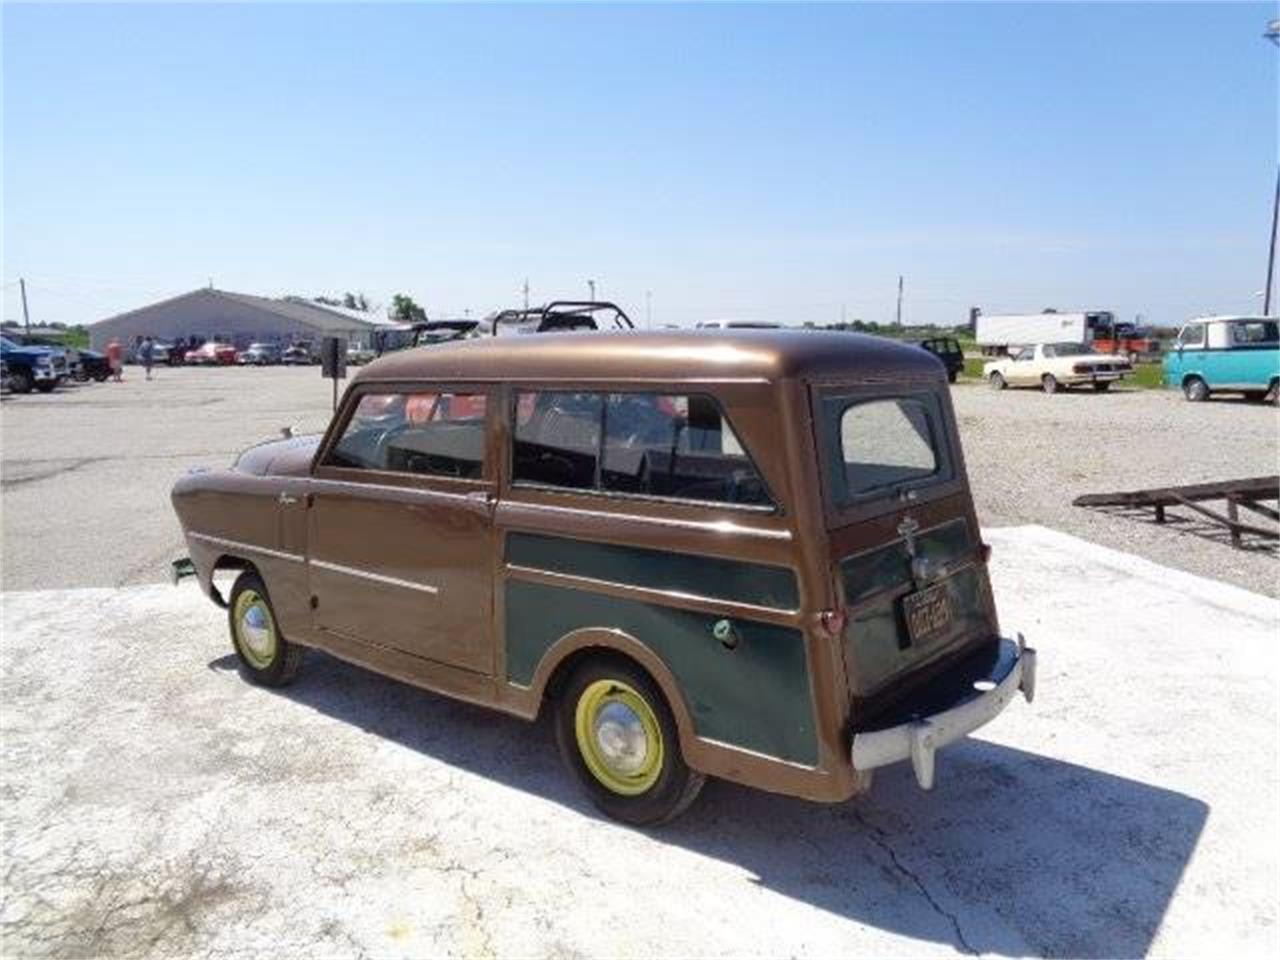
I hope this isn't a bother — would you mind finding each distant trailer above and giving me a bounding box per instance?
[974,310,1159,359]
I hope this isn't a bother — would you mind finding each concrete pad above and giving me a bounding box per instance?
[1,526,1276,958]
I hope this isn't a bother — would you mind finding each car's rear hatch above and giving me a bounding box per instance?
[813,381,999,726]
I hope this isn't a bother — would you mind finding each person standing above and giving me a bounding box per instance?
[106,338,124,382]
[140,336,155,381]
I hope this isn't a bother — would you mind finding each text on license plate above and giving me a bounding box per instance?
[902,583,954,647]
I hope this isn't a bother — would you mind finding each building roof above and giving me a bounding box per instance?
[89,288,388,333]
[354,329,944,385]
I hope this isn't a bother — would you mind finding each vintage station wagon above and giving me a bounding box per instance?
[171,331,1036,824]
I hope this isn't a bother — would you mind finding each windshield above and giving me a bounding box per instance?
[820,390,953,508]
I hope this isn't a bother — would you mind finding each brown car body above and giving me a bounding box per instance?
[172,330,1035,811]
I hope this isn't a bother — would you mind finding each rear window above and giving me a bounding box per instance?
[821,391,953,508]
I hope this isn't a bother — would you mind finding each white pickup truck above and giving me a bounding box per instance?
[983,342,1132,394]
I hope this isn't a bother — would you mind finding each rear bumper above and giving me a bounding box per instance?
[850,634,1036,789]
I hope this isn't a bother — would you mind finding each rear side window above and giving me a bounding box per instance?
[513,391,771,507]
[821,392,953,507]
[1231,321,1279,345]
[326,391,487,478]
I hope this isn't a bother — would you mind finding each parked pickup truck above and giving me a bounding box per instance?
[0,335,62,393]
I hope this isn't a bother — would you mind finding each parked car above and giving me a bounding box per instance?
[1163,316,1279,403]
[280,345,314,365]
[74,348,111,382]
[184,341,238,365]
[912,337,964,383]
[6,333,75,381]
[238,343,282,366]
[984,342,1132,394]
[171,330,1037,825]
[1,359,10,395]
[346,344,376,365]
[0,335,61,392]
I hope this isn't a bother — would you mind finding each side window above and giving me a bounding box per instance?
[513,391,601,490]
[1179,324,1205,348]
[326,390,487,479]
[1232,321,1279,345]
[601,394,768,505]
[512,391,771,507]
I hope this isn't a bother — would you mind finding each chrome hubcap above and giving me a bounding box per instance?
[592,701,649,775]
[239,602,273,659]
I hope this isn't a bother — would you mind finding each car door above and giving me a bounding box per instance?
[1008,347,1037,386]
[307,385,496,675]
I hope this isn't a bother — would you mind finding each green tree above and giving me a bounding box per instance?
[389,293,427,323]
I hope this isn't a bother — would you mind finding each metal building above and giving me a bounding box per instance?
[88,288,391,352]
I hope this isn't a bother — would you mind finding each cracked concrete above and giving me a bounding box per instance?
[1,526,1276,957]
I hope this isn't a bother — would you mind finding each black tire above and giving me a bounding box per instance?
[554,656,705,826]
[1042,374,1058,395]
[1183,376,1209,402]
[93,370,109,382]
[1268,380,1280,406]
[227,570,304,687]
[1093,381,1112,392]
[947,369,958,384]
[988,372,1007,391]
[34,380,56,393]
[10,369,33,394]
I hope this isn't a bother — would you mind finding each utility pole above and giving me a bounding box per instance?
[841,303,847,326]
[1266,166,1279,315]
[588,279,596,302]
[522,278,530,310]
[895,275,904,327]
[19,277,31,333]
[645,290,652,328]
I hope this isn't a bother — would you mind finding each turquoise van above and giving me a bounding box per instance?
[1163,316,1279,403]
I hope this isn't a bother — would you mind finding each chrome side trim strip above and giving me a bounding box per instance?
[310,559,439,596]
[504,500,792,541]
[189,532,304,564]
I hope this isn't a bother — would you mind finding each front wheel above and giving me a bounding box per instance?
[1042,374,1059,395]
[988,372,1007,391]
[1183,376,1209,402]
[555,657,705,826]
[227,571,304,686]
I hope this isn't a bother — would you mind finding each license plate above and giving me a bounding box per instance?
[902,582,954,648]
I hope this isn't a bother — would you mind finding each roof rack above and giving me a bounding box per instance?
[481,300,635,337]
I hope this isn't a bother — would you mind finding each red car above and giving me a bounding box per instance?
[183,342,238,365]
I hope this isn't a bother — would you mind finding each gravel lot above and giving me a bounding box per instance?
[1,366,1276,596]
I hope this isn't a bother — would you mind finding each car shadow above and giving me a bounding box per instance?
[208,650,1208,957]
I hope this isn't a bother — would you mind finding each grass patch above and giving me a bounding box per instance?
[1129,363,1166,389]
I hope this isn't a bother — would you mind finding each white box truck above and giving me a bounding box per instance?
[974,312,1091,354]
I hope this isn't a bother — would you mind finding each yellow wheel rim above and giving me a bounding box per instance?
[574,679,664,796]
[233,589,277,669]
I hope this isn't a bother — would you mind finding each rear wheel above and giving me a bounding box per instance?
[1267,379,1280,406]
[10,369,33,394]
[555,656,705,825]
[1041,374,1059,395]
[988,372,1007,391]
[1183,376,1209,402]
[227,571,303,686]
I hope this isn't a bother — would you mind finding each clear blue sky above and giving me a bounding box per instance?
[3,1,1276,328]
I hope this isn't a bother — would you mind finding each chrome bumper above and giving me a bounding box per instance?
[850,634,1037,790]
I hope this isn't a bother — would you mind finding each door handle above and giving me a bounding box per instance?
[466,490,495,505]
[278,492,300,506]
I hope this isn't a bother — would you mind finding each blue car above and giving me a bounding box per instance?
[1163,316,1279,403]
[0,335,61,393]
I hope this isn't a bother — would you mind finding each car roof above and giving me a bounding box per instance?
[354,329,943,385]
